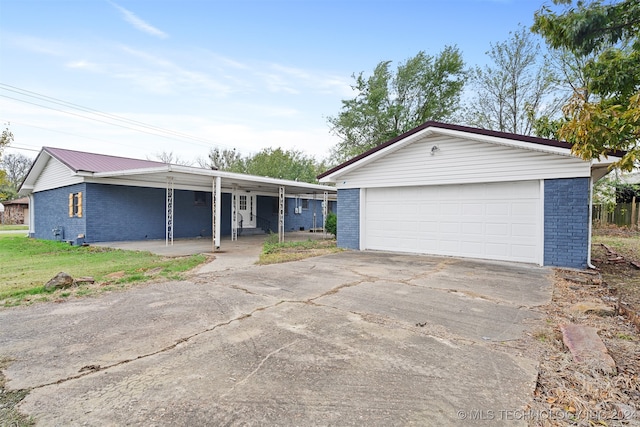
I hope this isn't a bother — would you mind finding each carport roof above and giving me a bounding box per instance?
[20,147,336,196]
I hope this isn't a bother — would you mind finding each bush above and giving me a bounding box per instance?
[325,212,337,236]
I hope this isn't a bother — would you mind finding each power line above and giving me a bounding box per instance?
[0,83,238,151]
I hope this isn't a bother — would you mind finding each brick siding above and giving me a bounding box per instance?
[337,188,360,249]
[544,178,590,268]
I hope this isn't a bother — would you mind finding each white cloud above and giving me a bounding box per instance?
[110,2,168,39]
[66,60,101,71]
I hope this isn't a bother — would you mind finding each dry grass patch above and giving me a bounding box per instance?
[258,236,342,264]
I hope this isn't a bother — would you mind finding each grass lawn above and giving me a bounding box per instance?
[0,235,207,306]
[0,225,28,231]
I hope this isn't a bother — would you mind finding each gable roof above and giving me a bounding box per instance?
[44,147,166,173]
[317,121,620,180]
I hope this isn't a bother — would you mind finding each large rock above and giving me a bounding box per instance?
[44,272,74,291]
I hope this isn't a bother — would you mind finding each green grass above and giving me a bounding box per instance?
[0,235,207,304]
[0,224,28,231]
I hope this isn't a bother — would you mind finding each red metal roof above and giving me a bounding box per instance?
[44,147,166,173]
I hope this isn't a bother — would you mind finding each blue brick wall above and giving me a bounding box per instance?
[33,183,87,241]
[85,184,165,242]
[85,184,233,242]
[256,196,332,233]
[34,184,329,243]
[544,178,590,268]
[337,188,360,249]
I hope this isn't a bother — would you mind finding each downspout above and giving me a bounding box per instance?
[587,176,596,269]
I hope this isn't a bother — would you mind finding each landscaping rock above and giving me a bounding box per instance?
[569,301,615,316]
[560,323,617,375]
[44,272,74,291]
[74,277,95,284]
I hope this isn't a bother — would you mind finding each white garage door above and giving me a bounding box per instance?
[364,181,541,264]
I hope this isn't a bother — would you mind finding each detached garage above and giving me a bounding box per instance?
[318,122,620,269]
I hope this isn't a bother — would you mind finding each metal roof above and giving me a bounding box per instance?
[44,147,166,173]
[20,147,336,197]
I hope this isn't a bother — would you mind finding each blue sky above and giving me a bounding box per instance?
[1,0,549,163]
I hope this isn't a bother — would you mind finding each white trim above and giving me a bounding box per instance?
[320,127,434,182]
[359,188,367,250]
[319,125,623,184]
[538,180,545,266]
[587,177,595,269]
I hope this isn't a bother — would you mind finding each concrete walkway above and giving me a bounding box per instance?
[94,231,330,271]
[0,251,552,426]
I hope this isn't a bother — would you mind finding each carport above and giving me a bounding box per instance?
[19,147,337,249]
[92,164,337,250]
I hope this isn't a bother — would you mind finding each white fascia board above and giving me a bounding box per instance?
[19,151,54,192]
[319,128,435,183]
[215,170,337,193]
[92,165,336,194]
[92,165,173,178]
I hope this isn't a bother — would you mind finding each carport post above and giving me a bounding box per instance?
[231,185,238,241]
[166,177,174,246]
[278,186,285,243]
[212,176,221,251]
[323,191,328,238]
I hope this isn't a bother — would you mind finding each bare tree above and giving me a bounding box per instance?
[148,151,193,166]
[0,153,33,189]
[465,26,561,136]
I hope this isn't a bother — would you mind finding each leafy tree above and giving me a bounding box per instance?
[533,0,640,170]
[201,147,245,172]
[244,147,323,183]
[465,26,560,135]
[0,170,16,201]
[328,46,466,161]
[0,153,33,190]
[201,146,326,184]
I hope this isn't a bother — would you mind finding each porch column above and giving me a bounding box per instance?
[278,186,285,243]
[231,185,238,241]
[212,176,221,251]
[166,176,174,246]
[323,191,328,238]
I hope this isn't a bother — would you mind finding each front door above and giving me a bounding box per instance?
[237,194,256,228]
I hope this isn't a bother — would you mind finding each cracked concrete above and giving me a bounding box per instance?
[0,251,552,426]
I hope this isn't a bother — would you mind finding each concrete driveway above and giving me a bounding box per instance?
[0,251,552,426]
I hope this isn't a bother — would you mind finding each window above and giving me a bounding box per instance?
[239,195,247,210]
[194,191,206,206]
[301,199,309,210]
[68,192,83,218]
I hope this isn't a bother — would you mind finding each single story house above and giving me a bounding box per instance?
[19,147,336,249]
[318,121,621,269]
[1,196,29,225]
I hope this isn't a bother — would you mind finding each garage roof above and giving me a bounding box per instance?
[318,121,622,181]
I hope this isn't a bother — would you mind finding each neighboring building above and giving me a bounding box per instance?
[1,197,29,225]
[19,147,336,248]
[319,121,621,269]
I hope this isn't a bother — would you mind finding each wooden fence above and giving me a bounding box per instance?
[592,201,640,228]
